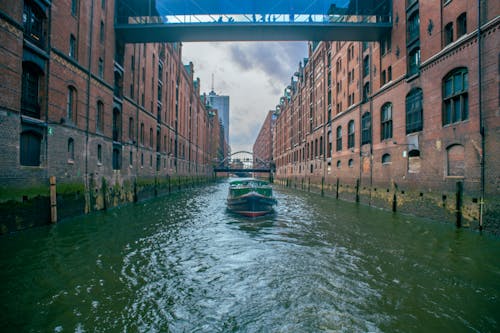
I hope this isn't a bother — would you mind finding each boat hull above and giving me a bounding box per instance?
[227,192,276,217]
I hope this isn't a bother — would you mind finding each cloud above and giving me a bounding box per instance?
[182,41,308,152]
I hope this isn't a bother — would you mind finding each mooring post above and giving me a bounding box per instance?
[321,177,325,197]
[355,179,360,203]
[49,176,57,224]
[456,181,463,227]
[308,178,311,192]
[336,178,339,199]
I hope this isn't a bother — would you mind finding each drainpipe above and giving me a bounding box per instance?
[85,0,95,212]
[477,0,485,230]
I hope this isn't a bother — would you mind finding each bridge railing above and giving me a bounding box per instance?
[117,0,392,25]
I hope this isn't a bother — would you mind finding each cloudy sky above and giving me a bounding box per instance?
[182,42,308,153]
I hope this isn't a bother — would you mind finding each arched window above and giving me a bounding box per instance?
[67,86,77,123]
[443,68,468,125]
[381,103,393,140]
[457,13,467,38]
[337,160,341,169]
[348,159,354,168]
[20,131,41,166]
[361,112,371,145]
[67,138,74,161]
[447,144,465,177]
[408,149,421,173]
[96,101,104,132]
[336,126,342,151]
[406,88,423,134]
[348,120,355,149]
[382,153,391,164]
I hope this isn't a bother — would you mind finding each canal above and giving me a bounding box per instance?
[1,181,499,332]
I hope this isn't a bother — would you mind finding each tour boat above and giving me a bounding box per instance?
[227,178,277,217]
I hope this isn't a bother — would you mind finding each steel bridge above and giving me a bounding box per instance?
[213,151,272,175]
[115,0,392,42]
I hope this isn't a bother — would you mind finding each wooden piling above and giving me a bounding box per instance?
[336,178,339,199]
[355,179,360,203]
[50,176,57,224]
[456,181,463,227]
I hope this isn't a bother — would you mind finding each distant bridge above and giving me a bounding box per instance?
[115,0,392,42]
[213,151,273,175]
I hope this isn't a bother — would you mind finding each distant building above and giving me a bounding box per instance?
[205,90,230,147]
[253,110,276,170]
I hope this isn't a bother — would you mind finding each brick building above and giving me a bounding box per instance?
[252,110,276,170]
[269,0,499,231]
[0,0,224,230]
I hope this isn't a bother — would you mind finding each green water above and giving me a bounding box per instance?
[1,181,499,332]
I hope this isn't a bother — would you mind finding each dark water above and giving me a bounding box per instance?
[1,181,499,332]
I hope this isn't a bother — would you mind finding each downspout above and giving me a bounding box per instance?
[44,4,52,179]
[368,41,374,206]
[477,0,484,230]
[85,0,95,213]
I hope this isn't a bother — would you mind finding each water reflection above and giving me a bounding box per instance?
[0,181,499,332]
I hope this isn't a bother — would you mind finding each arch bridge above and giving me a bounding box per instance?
[214,151,273,176]
[115,0,392,42]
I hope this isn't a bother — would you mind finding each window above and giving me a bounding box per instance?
[406,88,423,134]
[337,160,341,169]
[149,128,153,147]
[443,68,468,125]
[363,82,370,102]
[67,138,74,161]
[381,70,386,85]
[447,144,465,177]
[21,62,42,119]
[336,126,342,151]
[444,22,454,45]
[387,66,392,81]
[20,131,41,166]
[101,0,106,10]
[407,11,420,42]
[382,153,392,164]
[381,103,393,140]
[140,123,144,144]
[67,86,76,123]
[69,34,76,59]
[348,159,354,168]
[97,144,102,164]
[457,13,467,38]
[361,113,371,145]
[348,120,355,149]
[23,1,45,47]
[71,0,78,16]
[363,56,370,77]
[129,151,133,166]
[112,108,121,141]
[100,21,104,43]
[112,148,121,170]
[96,101,104,132]
[408,47,421,75]
[98,58,104,78]
[128,117,134,139]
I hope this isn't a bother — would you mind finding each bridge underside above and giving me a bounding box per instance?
[116,0,392,43]
[115,22,392,43]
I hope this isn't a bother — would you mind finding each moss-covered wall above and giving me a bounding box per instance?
[0,176,214,235]
[277,176,498,235]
